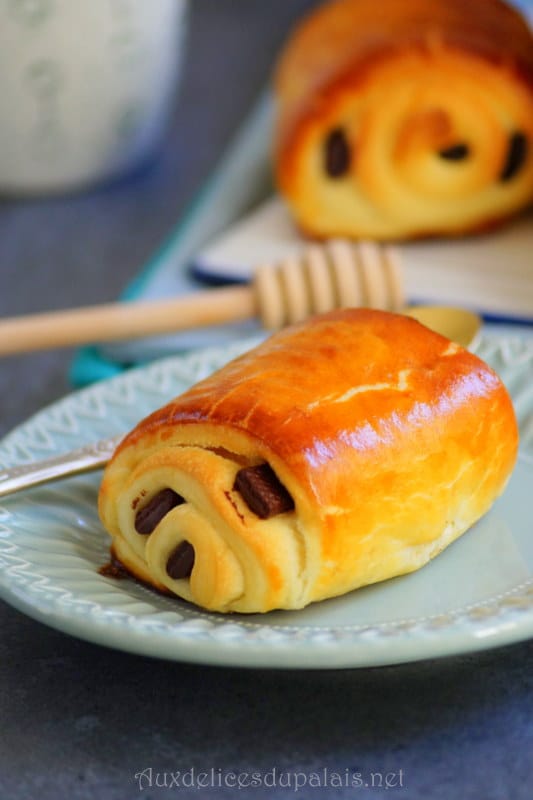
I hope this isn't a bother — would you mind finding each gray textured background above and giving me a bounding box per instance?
[1,2,532,798]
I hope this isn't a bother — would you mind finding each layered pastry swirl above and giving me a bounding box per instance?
[98,309,518,613]
[274,0,533,240]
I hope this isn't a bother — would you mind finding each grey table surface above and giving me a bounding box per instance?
[1,2,532,799]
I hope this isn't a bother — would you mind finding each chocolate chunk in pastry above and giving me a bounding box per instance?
[324,128,351,177]
[438,143,470,162]
[274,0,533,240]
[99,309,518,613]
[134,489,184,535]
[166,541,195,580]
[500,132,528,182]
[234,463,295,519]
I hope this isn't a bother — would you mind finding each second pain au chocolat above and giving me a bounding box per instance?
[274,0,533,240]
[98,309,518,613]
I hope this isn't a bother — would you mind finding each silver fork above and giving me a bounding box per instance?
[0,435,123,499]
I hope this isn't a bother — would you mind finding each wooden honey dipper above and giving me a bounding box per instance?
[0,240,479,356]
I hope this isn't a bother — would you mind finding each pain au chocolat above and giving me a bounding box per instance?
[274,0,533,240]
[99,309,518,613]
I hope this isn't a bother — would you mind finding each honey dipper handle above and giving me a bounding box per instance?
[0,285,256,356]
[0,242,404,355]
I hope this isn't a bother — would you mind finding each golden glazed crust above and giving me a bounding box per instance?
[99,309,518,613]
[274,0,533,239]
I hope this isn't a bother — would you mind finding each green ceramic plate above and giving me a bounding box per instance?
[1,333,532,669]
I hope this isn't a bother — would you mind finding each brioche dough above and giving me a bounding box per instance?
[99,309,518,613]
[274,0,533,239]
